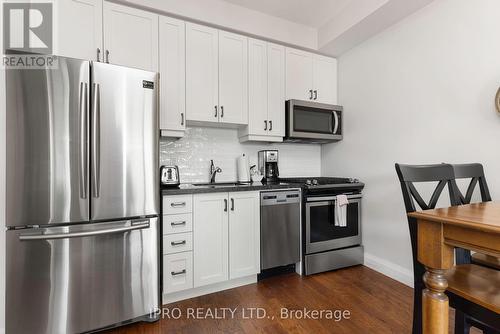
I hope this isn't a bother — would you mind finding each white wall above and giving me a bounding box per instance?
[160,127,321,183]
[322,0,500,286]
[117,0,318,50]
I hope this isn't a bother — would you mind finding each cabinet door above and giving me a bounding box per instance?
[218,31,248,125]
[285,47,313,101]
[55,0,103,60]
[193,193,229,287]
[103,2,158,71]
[159,16,186,136]
[313,55,338,104]
[247,38,268,136]
[186,23,219,123]
[267,43,285,137]
[228,192,260,279]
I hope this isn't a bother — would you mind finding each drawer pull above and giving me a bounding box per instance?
[171,269,186,276]
[170,221,186,226]
[171,202,186,208]
[171,240,186,246]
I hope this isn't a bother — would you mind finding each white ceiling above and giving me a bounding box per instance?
[222,0,353,28]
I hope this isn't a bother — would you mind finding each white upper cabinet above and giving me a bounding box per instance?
[159,16,186,137]
[228,192,260,279]
[186,25,248,126]
[246,38,268,137]
[103,2,158,71]
[286,47,338,104]
[267,42,286,137]
[193,193,229,288]
[313,55,338,104]
[55,0,103,60]
[186,23,219,123]
[218,31,248,125]
[286,48,313,101]
[240,40,284,142]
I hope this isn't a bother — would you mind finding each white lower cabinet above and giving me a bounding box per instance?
[163,191,260,299]
[193,191,260,288]
[193,193,229,287]
[229,192,260,279]
[163,252,193,293]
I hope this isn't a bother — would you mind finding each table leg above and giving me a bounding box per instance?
[422,268,449,334]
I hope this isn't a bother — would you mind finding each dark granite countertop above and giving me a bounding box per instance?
[161,181,301,195]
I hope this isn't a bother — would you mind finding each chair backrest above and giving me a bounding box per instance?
[395,163,461,285]
[395,163,461,213]
[450,163,491,204]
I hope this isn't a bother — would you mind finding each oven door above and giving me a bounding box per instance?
[286,99,342,141]
[305,195,361,254]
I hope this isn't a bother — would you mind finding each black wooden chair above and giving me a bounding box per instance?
[395,163,500,334]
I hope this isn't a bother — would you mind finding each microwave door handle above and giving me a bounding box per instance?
[332,110,339,134]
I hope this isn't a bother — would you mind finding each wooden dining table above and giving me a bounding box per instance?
[408,201,500,334]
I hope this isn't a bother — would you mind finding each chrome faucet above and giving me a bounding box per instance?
[209,160,222,183]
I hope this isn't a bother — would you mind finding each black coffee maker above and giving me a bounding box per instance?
[258,150,279,183]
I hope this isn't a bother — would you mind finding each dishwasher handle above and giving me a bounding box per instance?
[261,190,301,206]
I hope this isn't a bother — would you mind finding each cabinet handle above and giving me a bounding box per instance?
[224,199,228,212]
[181,113,184,126]
[230,198,234,211]
[314,90,318,100]
[170,221,186,226]
[269,120,273,131]
[171,240,186,246]
[105,50,110,63]
[264,120,268,131]
[309,89,313,100]
[221,106,224,118]
[170,202,186,208]
[171,269,186,276]
[214,105,218,118]
[96,48,101,62]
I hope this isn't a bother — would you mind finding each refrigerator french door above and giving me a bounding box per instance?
[6,57,160,334]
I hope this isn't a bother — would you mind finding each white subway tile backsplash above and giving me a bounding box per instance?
[160,127,321,183]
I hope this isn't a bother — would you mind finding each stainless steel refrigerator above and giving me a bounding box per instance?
[5,57,160,334]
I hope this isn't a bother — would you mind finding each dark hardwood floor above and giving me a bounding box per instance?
[104,265,477,334]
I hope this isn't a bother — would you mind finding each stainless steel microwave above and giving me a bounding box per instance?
[285,99,343,143]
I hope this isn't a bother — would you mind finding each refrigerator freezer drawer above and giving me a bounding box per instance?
[6,218,160,334]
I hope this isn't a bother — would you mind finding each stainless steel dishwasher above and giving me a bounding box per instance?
[260,190,301,270]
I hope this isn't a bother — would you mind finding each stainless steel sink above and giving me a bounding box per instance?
[193,182,250,187]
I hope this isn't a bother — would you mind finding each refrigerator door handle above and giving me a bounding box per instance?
[18,221,150,241]
[92,83,101,198]
[79,82,88,199]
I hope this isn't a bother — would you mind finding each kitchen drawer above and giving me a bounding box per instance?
[163,232,193,254]
[163,252,193,294]
[163,195,193,214]
[163,213,193,234]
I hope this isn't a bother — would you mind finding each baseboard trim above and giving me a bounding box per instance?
[163,275,257,304]
[364,253,414,288]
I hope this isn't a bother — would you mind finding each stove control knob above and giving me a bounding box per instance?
[312,179,318,186]
[350,178,359,183]
[306,180,312,186]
